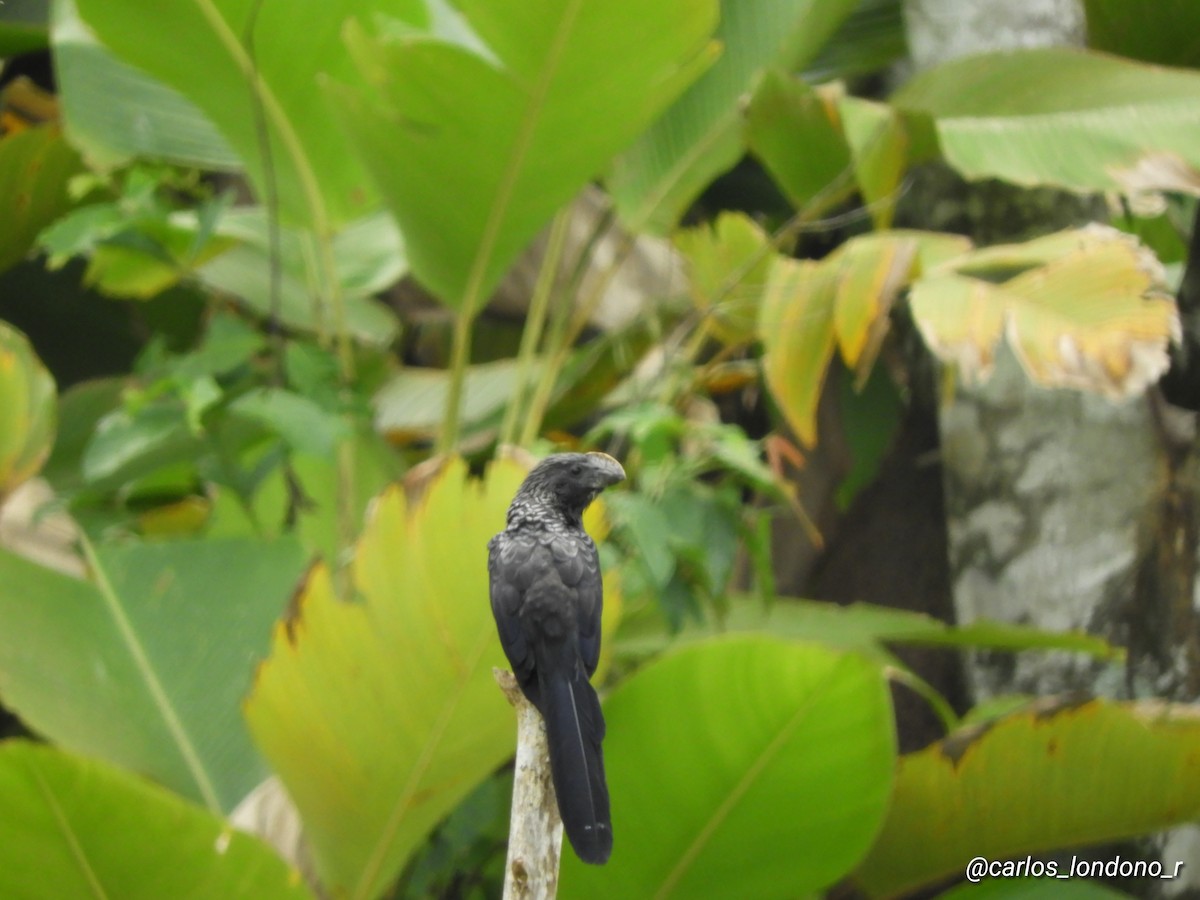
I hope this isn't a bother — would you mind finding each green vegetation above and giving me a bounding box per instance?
[1,1,1198,897]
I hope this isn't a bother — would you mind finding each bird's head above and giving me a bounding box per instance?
[513,451,626,521]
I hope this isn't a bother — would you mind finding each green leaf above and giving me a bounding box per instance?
[0,741,312,900]
[216,427,403,566]
[373,359,534,442]
[853,697,1200,897]
[41,377,124,495]
[71,0,417,227]
[82,401,199,486]
[941,878,1131,900]
[0,537,308,812]
[228,389,350,458]
[37,176,236,301]
[37,202,128,268]
[0,21,49,57]
[562,636,895,898]
[333,0,717,306]
[605,492,678,589]
[373,323,657,445]
[746,73,856,216]
[804,0,908,82]
[245,458,594,899]
[893,47,1200,195]
[836,366,903,509]
[614,596,1119,663]
[170,312,266,382]
[657,484,738,596]
[910,225,1180,399]
[609,0,860,234]
[51,0,240,171]
[192,208,403,345]
[1084,0,1200,68]
[0,124,85,273]
[746,75,907,227]
[0,322,57,501]
[839,94,908,228]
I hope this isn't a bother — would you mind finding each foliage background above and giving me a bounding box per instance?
[1,0,1200,898]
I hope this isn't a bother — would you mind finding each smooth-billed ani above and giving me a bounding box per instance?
[488,451,625,865]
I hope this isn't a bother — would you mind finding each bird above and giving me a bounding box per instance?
[488,451,626,865]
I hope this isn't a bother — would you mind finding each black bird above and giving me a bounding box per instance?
[488,451,626,865]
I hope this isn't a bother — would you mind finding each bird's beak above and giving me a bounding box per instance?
[585,451,626,487]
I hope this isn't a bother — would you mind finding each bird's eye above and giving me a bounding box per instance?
[570,463,582,476]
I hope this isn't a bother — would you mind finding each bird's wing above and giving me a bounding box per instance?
[549,532,603,677]
[488,532,536,685]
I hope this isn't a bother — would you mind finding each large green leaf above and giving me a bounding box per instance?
[940,878,1130,900]
[1084,0,1200,68]
[893,47,1200,195]
[71,0,426,227]
[562,636,895,899]
[332,0,717,307]
[854,697,1200,897]
[614,596,1118,664]
[0,741,312,900]
[804,0,908,83]
[0,124,84,273]
[0,537,307,812]
[608,0,860,234]
[51,0,239,171]
[0,322,56,502]
[244,457,617,899]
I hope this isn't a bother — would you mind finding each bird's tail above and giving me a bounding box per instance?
[538,668,612,864]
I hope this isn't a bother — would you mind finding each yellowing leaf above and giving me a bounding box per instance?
[0,322,56,502]
[759,233,927,445]
[906,272,1012,380]
[832,235,917,373]
[0,124,83,273]
[854,697,1200,898]
[911,225,1179,398]
[760,256,838,447]
[675,212,774,345]
[244,456,620,900]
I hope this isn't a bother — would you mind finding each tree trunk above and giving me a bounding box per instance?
[905,0,1200,891]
